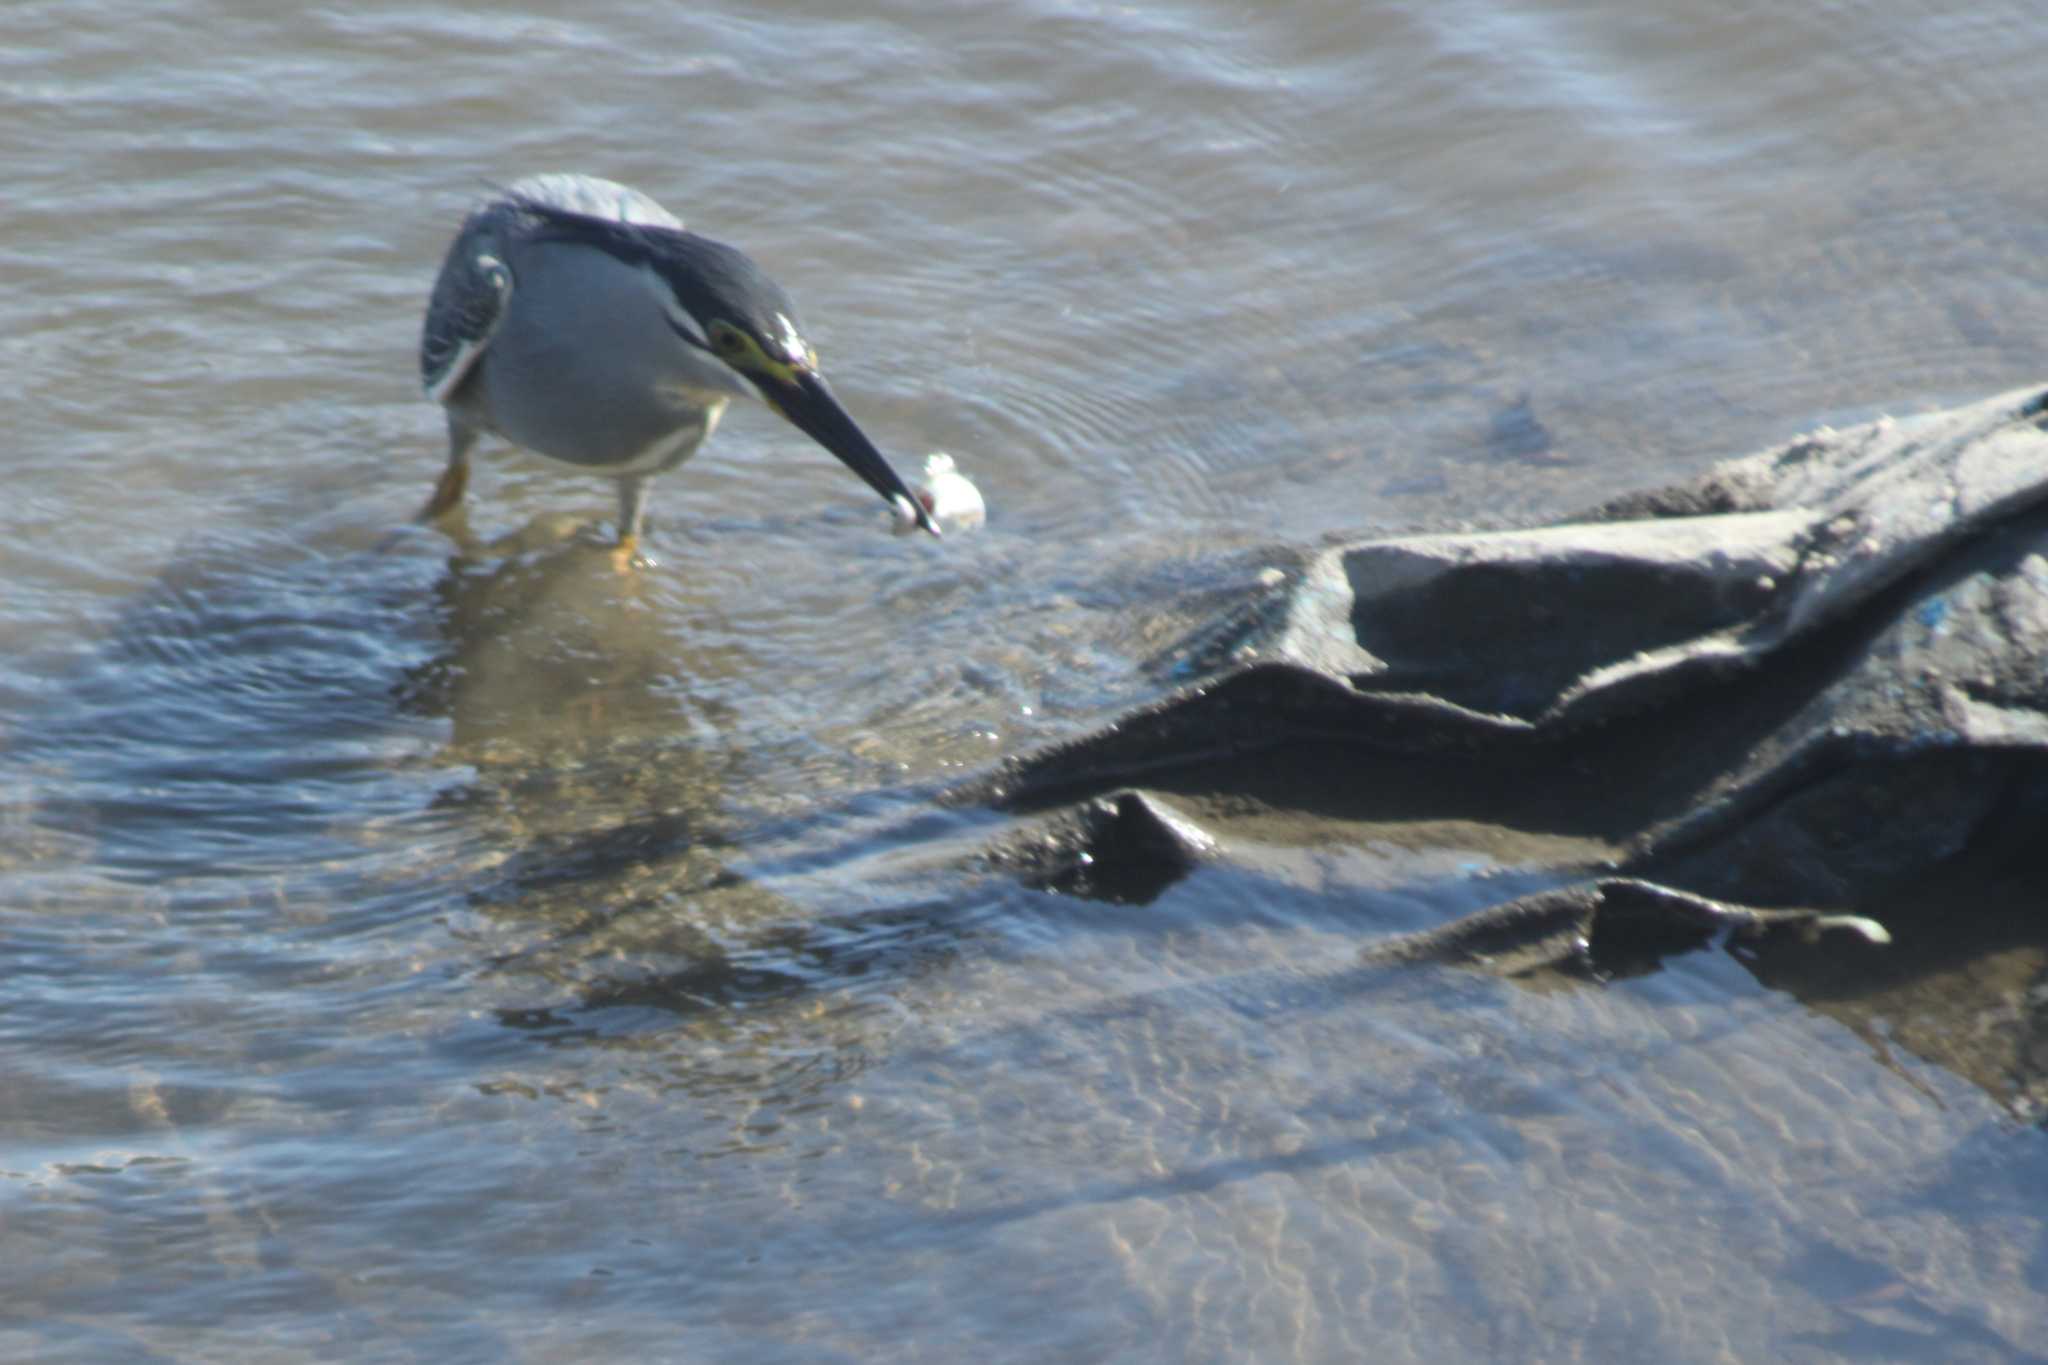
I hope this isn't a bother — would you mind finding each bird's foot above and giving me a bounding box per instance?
[609,534,651,573]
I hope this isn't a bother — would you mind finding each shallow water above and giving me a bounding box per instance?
[5,0,2048,1359]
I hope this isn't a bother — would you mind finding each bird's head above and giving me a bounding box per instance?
[523,198,938,536]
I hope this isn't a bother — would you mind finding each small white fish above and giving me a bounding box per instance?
[892,452,986,535]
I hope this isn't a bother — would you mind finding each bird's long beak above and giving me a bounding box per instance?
[763,370,939,536]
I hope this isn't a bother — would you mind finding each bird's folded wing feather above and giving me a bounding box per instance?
[420,203,519,403]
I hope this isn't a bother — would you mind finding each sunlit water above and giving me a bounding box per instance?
[5,0,2048,1359]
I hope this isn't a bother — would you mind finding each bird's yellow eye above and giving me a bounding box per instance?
[709,321,750,359]
[706,317,807,383]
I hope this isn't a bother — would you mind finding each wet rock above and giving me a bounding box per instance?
[963,383,2048,1098]
[1358,877,1888,981]
[982,790,1215,904]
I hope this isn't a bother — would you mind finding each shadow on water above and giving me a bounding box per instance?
[381,514,988,1091]
[395,509,748,752]
[6,504,982,1071]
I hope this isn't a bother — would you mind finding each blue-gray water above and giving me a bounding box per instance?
[6,1,2048,1360]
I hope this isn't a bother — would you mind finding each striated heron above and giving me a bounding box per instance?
[419,172,937,564]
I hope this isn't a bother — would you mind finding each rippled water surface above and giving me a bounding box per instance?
[6,1,2048,1359]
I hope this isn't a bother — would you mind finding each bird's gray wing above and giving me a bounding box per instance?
[422,178,684,403]
[497,172,681,229]
[420,201,520,403]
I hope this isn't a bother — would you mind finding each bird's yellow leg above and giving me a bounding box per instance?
[419,456,469,522]
[419,421,477,523]
[610,475,653,572]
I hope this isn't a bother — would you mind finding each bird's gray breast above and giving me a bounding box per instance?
[469,237,752,473]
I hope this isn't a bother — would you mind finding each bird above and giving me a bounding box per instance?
[418,172,937,566]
